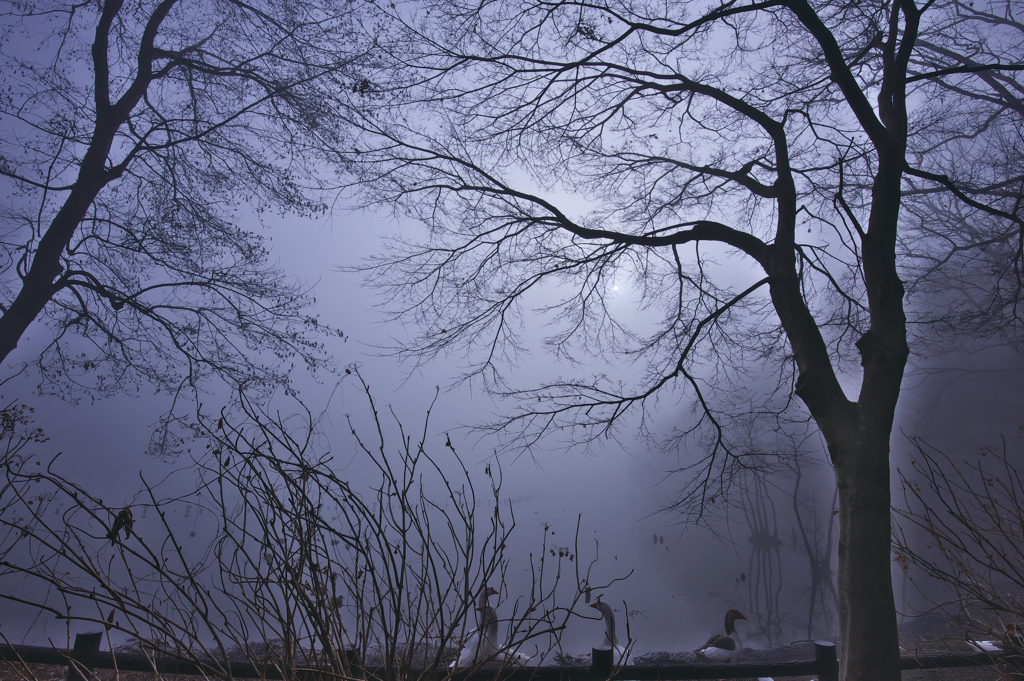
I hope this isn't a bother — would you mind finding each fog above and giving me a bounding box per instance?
[2,203,1023,661]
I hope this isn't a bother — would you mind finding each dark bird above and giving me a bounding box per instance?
[106,507,133,545]
[695,609,747,662]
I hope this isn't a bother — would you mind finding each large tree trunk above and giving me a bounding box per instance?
[829,418,901,681]
[0,186,101,363]
[778,152,908,677]
[779,283,906,680]
[786,334,905,680]
[812,160,909,679]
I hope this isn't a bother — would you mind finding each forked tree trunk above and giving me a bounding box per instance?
[779,155,908,678]
[0,0,161,367]
[781,290,907,681]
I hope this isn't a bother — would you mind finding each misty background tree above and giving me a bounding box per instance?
[341,1,1024,679]
[0,0,367,447]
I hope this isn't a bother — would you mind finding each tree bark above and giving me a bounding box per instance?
[829,417,901,681]
[0,147,114,365]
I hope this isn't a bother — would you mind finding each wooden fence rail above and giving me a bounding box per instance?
[0,634,1009,681]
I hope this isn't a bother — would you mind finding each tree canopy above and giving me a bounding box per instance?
[0,0,368,421]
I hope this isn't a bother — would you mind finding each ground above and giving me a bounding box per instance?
[0,612,1012,681]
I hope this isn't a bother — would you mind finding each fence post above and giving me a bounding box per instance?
[66,632,103,681]
[344,648,362,680]
[590,648,613,679]
[814,641,838,681]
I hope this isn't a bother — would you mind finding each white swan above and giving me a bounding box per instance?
[967,639,1002,653]
[476,586,498,625]
[590,599,627,662]
[695,609,746,662]
[452,586,532,668]
[488,593,531,666]
[967,622,1023,653]
[451,603,499,668]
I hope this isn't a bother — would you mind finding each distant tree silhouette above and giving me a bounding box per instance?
[788,442,840,642]
[740,471,784,648]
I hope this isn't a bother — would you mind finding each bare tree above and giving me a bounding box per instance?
[0,0,364,428]
[0,377,598,679]
[341,1,1024,677]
